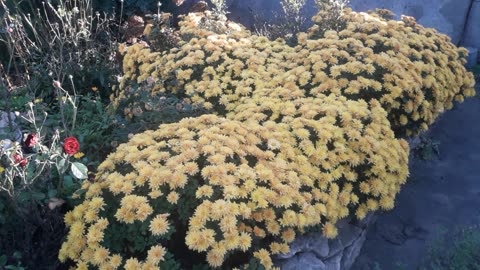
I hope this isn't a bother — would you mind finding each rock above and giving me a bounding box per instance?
[0,111,22,142]
[225,0,475,46]
[274,214,376,270]
[190,1,209,12]
[278,252,327,270]
[349,0,472,45]
[225,0,320,31]
[463,0,480,49]
[328,219,363,256]
[465,47,479,67]
[324,253,342,270]
[402,224,428,240]
[124,15,145,43]
[377,221,408,245]
[276,232,330,260]
[340,227,369,270]
[375,212,429,246]
[429,193,453,209]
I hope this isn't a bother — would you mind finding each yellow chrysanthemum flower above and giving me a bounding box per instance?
[195,185,214,199]
[238,232,252,251]
[322,222,338,239]
[281,228,296,243]
[206,245,226,267]
[124,258,142,270]
[93,247,109,265]
[166,191,179,204]
[254,249,273,269]
[73,152,85,159]
[149,214,170,236]
[109,254,122,268]
[147,245,166,264]
[86,225,104,244]
[76,261,88,270]
[185,229,216,252]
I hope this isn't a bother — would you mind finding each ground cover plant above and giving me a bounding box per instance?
[419,225,480,270]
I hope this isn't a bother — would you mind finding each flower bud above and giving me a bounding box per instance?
[53,80,62,88]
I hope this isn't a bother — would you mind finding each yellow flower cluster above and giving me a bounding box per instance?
[60,189,169,269]
[111,11,298,117]
[176,11,250,41]
[61,109,407,269]
[113,9,475,137]
[114,42,163,98]
[231,94,409,220]
[304,8,475,136]
[63,8,475,270]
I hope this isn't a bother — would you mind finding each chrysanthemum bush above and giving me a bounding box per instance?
[60,4,475,270]
[303,8,475,136]
[112,27,298,118]
[231,95,410,220]
[59,100,409,269]
[113,8,475,137]
[111,11,256,116]
[61,114,318,269]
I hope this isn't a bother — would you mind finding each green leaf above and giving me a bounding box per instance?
[35,154,47,162]
[17,192,30,203]
[26,161,35,179]
[0,255,7,266]
[63,175,74,189]
[12,252,21,260]
[72,188,86,197]
[71,162,88,180]
[31,192,46,201]
[56,158,68,174]
[54,145,63,156]
[48,189,58,198]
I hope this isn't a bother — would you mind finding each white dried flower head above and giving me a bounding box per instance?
[53,80,62,88]
[281,0,306,16]
[267,138,281,150]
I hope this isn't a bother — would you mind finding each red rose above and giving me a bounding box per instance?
[13,153,27,167]
[19,159,27,167]
[25,133,39,147]
[63,137,80,155]
[13,153,22,163]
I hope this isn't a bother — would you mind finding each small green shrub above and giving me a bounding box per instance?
[413,135,440,160]
[0,0,120,99]
[420,225,480,270]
